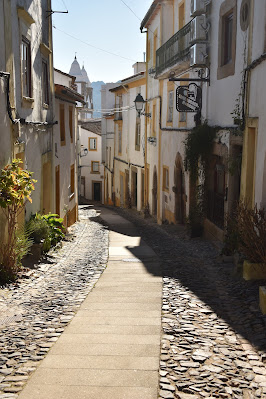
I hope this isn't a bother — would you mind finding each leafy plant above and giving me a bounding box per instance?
[26,218,50,244]
[184,123,217,236]
[28,213,65,253]
[237,201,266,264]
[0,159,36,283]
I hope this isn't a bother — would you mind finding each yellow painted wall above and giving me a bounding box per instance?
[240,118,258,207]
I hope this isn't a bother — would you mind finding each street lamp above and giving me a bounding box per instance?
[134,94,151,118]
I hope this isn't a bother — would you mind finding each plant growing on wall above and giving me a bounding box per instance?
[0,159,36,283]
[184,122,217,235]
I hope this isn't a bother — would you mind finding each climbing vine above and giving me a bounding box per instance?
[184,122,217,235]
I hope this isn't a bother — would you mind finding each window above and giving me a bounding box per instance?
[118,127,122,154]
[92,161,100,173]
[167,91,174,123]
[21,36,31,98]
[42,60,49,105]
[222,13,233,65]
[152,103,157,136]
[69,106,73,142]
[217,0,237,80]
[153,30,158,65]
[89,137,97,150]
[135,117,141,151]
[70,164,75,197]
[163,166,169,192]
[60,104,65,145]
[179,2,185,29]
[147,39,151,62]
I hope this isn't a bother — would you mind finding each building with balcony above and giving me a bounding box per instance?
[140,0,266,243]
[141,0,196,224]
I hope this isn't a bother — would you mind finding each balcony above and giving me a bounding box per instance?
[156,19,192,76]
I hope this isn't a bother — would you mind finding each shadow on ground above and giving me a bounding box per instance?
[85,204,266,354]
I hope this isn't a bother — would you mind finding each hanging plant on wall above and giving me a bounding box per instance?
[184,122,217,236]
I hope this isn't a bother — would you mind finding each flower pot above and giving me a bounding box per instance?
[243,260,266,281]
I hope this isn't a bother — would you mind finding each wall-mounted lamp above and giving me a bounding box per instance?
[80,148,88,157]
[134,94,151,118]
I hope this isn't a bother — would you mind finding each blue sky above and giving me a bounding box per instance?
[51,0,152,83]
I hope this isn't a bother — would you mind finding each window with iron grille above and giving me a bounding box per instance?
[167,91,174,123]
[21,36,32,98]
[89,138,97,150]
[92,161,100,173]
[135,117,141,151]
[42,59,49,105]
[222,13,233,65]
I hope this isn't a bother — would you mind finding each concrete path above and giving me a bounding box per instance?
[18,207,162,399]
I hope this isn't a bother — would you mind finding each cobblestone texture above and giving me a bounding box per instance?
[110,207,266,399]
[1,204,266,399]
[0,206,108,399]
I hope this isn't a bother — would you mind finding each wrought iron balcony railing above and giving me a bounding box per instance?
[156,19,192,76]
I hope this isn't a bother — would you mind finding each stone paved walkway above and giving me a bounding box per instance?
[17,207,162,399]
[1,204,266,399]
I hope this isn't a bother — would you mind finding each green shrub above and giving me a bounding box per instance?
[27,218,50,244]
[27,213,65,253]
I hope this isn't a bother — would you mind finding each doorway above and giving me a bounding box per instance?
[131,169,138,208]
[152,167,157,217]
[120,174,124,206]
[80,176,85,198]
[55,165,60,216]
[174,153,186,224]
[93,181,101,202]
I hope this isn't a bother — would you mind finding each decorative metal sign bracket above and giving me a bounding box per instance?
[169,67,210,85]
[46,10,68,18]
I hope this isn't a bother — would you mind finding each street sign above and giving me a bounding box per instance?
[176,83,202,113]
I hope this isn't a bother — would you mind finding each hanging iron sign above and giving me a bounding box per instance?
[176,83,202,113]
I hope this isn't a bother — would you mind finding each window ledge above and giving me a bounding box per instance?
[91,171,100,174]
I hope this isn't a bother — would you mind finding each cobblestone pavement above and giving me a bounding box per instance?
[109,207,266,399]
[1,204,266,399]
[0,206,108,399]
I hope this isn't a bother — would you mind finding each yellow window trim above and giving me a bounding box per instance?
[89,137,97,151]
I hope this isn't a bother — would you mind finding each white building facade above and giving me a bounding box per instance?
[78,120,104,203]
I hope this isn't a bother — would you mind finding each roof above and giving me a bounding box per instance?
[109,71,145,93]
[55,84,86,104]
[54,68,75,80]
[140,0,161,31]
[79,119,102,135]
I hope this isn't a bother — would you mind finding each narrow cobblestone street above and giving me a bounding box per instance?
[1,205,266,399]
